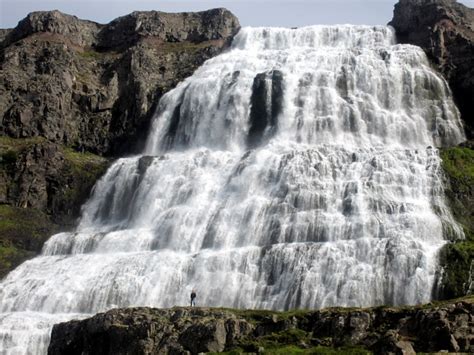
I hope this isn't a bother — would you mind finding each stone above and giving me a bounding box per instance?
[389,0,474,138]
[0,9,240,156]
[48,298,474,354]
[247,70,284,148]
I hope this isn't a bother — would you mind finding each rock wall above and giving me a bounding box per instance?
[0,9,240,156]
[389,0,474,138]
[0,9,240,277]
[48,297,474,354]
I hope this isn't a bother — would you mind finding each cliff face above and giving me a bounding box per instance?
[0,9,240,277]
[0,9,240,155]
[48,298,474,354]
[389,0,474,138]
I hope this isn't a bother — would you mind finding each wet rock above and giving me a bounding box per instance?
[247,70,284,148]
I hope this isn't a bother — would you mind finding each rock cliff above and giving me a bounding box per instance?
[390,0,474,300]
[389,0,474,138]
[0,9,240,277]
[0,9,240,155]
[48,297,474,354]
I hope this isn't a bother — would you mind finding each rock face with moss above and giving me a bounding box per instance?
[0,9,240,277]
[438,145,474,298]
[0,138,108,277]
[48,297,474,354]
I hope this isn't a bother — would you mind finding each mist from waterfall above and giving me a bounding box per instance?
[0,25,466,354]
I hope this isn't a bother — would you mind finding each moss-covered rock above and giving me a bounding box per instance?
[439,145,474,298]
[0,137,109,278]
[0,204,58,277]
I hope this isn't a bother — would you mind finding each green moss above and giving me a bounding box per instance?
[0,244,25,277]
[439,146,474,298]
[61,148,109,208]
[0,204,57,278]
[160,41,214,54]
[439,229,474,298]
[214,345,371,355]
[440,147,474,189]
[0,136,46,152]
[260,328,310,345]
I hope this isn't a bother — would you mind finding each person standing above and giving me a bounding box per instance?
[190,289,196,307]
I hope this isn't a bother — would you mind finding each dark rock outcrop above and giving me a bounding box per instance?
[389,0,474,138]
[0,9,240,156]
[48,297,474,354]
[247,70,284,148]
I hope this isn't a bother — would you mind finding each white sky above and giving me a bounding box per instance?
[1,0,474,29]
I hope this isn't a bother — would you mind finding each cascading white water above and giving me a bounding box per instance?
[0,25,466,354]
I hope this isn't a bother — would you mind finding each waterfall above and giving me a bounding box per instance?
[0,25,466,354]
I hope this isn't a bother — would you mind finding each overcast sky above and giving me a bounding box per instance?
[2,0,474,29]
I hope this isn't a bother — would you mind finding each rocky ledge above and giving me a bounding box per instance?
[390,0,474,138]
[48,297,473,354]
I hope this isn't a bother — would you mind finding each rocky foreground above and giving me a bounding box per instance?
[48,297,473,354]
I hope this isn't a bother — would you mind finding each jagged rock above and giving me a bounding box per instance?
[389,0,474,138]
[48,298,474,354]
[97,9,239,50]
[48,308,254,355]
[0,9,240,156]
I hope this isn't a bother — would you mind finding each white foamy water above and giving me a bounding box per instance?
[0,25,466,354]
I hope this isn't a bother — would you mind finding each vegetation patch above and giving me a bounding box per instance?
[0,204,58,278]
[0,137,109,277]
[159,40,215,54]
[439,146,474,298]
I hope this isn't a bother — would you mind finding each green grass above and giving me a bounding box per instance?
[440,147,474,189]
[213,345,371,355]
[160,41,214,54]
[0,204,57,278]
[439,146,474,298]
[78,49,120,61]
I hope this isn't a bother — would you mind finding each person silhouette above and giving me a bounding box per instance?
[190,289,196,307]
